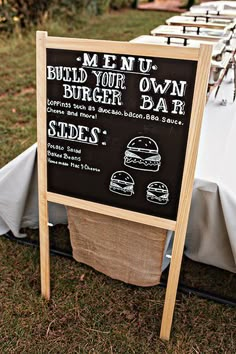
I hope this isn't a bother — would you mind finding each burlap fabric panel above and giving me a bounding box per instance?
[67,207,167,286]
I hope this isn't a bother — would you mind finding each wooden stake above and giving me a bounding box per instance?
[160,44,212,340]
[37,31,50,300]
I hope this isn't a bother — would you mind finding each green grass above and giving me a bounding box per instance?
[0,8,236,353]
[1,234,235,353]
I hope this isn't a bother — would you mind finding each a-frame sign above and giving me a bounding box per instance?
[37,31,212,340]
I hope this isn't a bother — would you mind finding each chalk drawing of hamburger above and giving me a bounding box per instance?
[124,136,161,172]
[146,181,169,205]
[109,171,135,196]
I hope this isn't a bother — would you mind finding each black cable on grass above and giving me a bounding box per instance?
[158,281,236,307]
[2,231,236,307]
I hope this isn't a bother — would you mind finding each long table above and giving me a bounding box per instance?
[0,72,235,273]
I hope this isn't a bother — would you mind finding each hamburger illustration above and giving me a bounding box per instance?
[109,171,135,196]
[146,182,169,205]
[124,136,161,172]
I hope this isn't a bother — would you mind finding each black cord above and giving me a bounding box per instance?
[2,232,236,307]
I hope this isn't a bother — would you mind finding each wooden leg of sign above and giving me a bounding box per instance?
[37,31,50,300]
[39,197,50,300]
[160,44,213,340]
[160,228,185,340]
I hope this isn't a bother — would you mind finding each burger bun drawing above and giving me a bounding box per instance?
[124,136,161,172]
[146,182,169,205]
[109,171,134,196]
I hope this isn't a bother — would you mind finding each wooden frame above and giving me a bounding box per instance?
[37,31,212,341]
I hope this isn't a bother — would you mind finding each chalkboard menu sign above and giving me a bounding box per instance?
[37,33,212,339]
[46,48,197,221]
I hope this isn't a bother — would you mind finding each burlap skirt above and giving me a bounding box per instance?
[67,207,167,286]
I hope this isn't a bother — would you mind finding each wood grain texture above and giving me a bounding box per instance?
[37,31,50,300]
[45,36,199,61]
[160,43,213,340]
[47,192,177,231]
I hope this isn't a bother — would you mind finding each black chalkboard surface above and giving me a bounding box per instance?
[46,48,197,221]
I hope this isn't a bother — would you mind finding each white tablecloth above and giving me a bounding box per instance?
[0,74,235,273]
[185,73,236,272]
[0,143,67,238]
